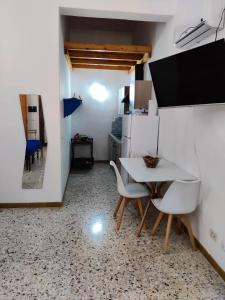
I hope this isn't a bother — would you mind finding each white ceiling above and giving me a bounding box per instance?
[59,0,177,22]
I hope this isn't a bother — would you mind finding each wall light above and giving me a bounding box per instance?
[89,83,109,102]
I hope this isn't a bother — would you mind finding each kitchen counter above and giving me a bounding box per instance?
[108,134,122,170]
[109,133,122,144]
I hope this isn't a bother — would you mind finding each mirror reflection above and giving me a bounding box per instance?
[19,94,47,189]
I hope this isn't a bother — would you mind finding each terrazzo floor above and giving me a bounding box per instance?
[0,163,225,299]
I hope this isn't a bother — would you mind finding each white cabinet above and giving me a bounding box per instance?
[129,80,152,110]
[108,134,122,170]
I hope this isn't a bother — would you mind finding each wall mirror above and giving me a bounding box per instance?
[19,94,47,189]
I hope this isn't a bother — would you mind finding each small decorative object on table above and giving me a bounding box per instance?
[143,155,159,168]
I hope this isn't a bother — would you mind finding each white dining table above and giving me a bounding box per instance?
[119,157,199,236]
[119,157,198,183]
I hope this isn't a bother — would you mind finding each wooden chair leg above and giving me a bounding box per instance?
[136,198,147,230]
[113,196,123,218]
[26,156,29,170]
[125,198,130,207]
[175,217,182,235]
[150,211,164,236]
[136,198,151,237]
[136,198,144,217]
[28,156,31,171]
[116,197,126,231]
[180,215,197,251]
[163,214,173,254]
[132,199,137,209]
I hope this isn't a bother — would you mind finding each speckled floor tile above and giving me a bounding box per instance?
[0,164,225,299]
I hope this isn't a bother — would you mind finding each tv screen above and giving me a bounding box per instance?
[149,39,225,108]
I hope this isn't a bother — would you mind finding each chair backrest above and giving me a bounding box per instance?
[110,161,127,196]
[158,180,200,214]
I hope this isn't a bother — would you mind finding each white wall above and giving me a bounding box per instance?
[0,0,175,203]
[71,69,130,160]
[144,0,225,271]
[59,16,72,196]
[60,0,177,22]
[0,0,62,202]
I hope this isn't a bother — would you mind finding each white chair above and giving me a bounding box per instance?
[110,161,150,231]
[150,179,200,254]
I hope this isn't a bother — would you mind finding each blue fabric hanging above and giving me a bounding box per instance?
[63,98,82,118]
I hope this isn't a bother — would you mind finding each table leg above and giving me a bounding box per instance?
[136,197,151,237]
[136,198,147,229]
[155,182,167,198]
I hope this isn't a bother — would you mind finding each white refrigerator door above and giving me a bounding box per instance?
[130,115,159,157]
[121,136,131,184]
[122,114,132,138]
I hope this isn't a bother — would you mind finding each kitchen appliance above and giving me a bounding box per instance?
[108,133,122,170]
[121,114,159,183]
[175,0,225,48]
[118,86,130,114]
[111,116,122,139]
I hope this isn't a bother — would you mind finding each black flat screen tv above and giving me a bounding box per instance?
[148,39,225,108]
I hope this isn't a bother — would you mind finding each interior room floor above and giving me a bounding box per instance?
[0,163,225,299]
[22,147,47,189]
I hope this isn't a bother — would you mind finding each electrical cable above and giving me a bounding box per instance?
[215,7,225,41]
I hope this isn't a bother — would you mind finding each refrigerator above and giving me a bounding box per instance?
[121,114,159,183]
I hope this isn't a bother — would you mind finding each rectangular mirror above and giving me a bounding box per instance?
[19,94,47,189]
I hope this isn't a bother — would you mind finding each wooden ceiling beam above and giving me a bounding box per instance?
[71,58,135,66]
[68,50,143,61]
[65,42,151,54]
[72,64,130,71]
[65,41,151,71]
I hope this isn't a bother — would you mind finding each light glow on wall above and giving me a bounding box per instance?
[89,82,109,102]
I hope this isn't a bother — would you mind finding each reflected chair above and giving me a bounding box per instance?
[25,139,43,171]
[110,161,150,231]
[150,180,200,254]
